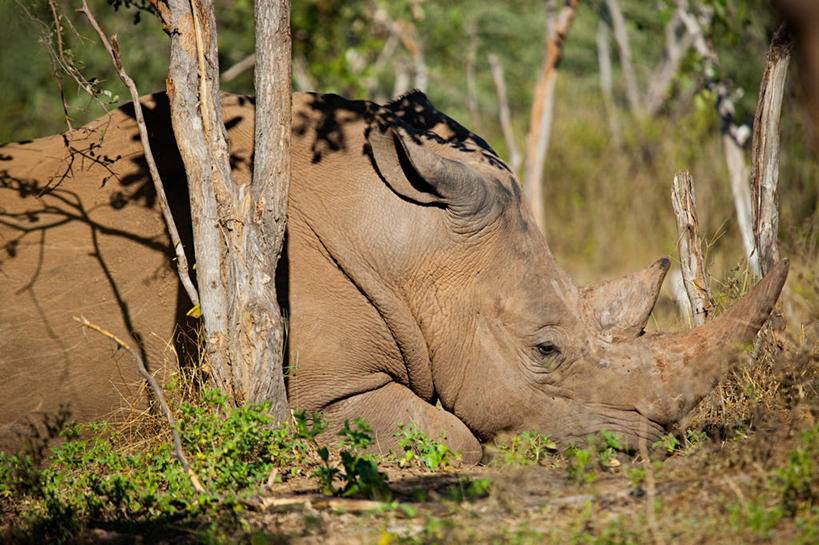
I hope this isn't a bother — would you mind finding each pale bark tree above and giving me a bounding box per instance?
[156,0,291,419]
[488,53,523,174]
[523,0,580,231]
[678,1,759,275]
[596,18,621,144]
[601,1,693,118]
[604,0,641,113]
[671,169,714,326]
[752,24,793,276]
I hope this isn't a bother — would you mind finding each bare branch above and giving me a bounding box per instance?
[222,53,256,82]
[671,169,714,326]
[73,316,206,494]
[752,24,793,276]
[488,53,522,175]
[78,0,200,310]
[643,10,694,117]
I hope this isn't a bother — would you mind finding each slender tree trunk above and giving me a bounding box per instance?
[523,0,579,231]
[160,0,291,412]
[752,24,793,276]
[488,53,522,175]
[596,18,621,144]
[466,20,480,129]
[605,0,641,114]
[249,0,291,420]
[671,170,714,326]
[679,3,759,274]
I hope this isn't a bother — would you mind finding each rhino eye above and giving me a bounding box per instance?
[535,342,560,358]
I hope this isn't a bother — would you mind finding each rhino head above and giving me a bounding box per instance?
[364,102,787,455]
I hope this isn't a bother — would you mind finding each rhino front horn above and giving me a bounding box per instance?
[636,259,789,425]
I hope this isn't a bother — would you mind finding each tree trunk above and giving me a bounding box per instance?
[466,20,480,130]
[249,0,291,420]
[488,53,522,175]
[523,0,579,231]
[160,0,291,414]
[752,24,793,276]
[671,169,714,326]
[596,18,621,144]
[604,0,641,114]
[679,4,759,275]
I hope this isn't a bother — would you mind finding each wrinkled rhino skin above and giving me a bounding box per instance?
[0,92,787,460]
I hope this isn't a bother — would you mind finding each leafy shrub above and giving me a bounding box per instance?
[393,422,461,471]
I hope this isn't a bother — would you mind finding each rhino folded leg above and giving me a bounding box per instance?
[323,382,482,464]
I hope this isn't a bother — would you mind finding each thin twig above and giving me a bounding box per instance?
[222,52,256,82]
[73,315,206,494]
[78,0,200,310]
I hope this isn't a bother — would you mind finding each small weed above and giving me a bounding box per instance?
[311,418,391,501]
[652,433,681,454]
[493,431,558,466]
[393,422,460,471]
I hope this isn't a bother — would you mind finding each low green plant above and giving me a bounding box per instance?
[393,422,460,471]
[494,431,558,466]
[311,418,391,501]
[0,389,368,542]
[566,442,597,484]
[566,430,625,484]
[445,475,492,503]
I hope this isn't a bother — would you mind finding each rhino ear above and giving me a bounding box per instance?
[580,257,671,338]
[368,125,489,214]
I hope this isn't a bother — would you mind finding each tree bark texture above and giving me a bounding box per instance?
[671,170,714,326]
[160,0,290,413]
[752,24,793,277]
[250,0,291,420]
[523,0,579,232]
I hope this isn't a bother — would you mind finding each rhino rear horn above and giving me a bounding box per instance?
[581,257,671,338]
[368,125,489,215]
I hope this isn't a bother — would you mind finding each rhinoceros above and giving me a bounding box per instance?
[0,91,787,461]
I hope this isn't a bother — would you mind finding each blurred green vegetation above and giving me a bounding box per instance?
[1,0,816,328]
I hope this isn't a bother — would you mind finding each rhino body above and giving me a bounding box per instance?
[0,92,787,459]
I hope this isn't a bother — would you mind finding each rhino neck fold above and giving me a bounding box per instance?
[297,213,436,402]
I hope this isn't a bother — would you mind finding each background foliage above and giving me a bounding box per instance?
[1,0,817,329]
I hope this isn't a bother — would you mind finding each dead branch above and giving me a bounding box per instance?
[78,0,200,310]
[488,53,522,174]
[523,0,580,231]
[643,10,694,117]
[73,316,206,494]
[222,52,256,82]
[671,169,714,326]
[752,24,793,276]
